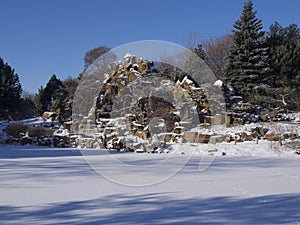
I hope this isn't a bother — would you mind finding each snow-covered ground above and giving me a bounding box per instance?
[0,144,300,224]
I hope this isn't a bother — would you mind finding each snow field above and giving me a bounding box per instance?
[0,144,300,224]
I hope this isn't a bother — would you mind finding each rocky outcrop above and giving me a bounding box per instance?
[88,54,223,150]
[76,54,299,151]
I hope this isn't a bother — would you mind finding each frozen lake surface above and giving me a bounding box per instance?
[0,144,300,224]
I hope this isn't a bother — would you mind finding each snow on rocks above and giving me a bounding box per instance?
[213,79,223,87]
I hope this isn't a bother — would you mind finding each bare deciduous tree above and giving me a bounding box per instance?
[84,45,110,69]
[185,33,232,79]
[202,34,232,79]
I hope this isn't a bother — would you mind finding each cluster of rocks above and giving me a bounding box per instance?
[214,80,299,126]
[95,54,153,121]
[171,125,300,150]
[75,54,300,152]
[3,113,71,147]
[223,126,300,150]
[5,125,70,147]
[90,54,224,151]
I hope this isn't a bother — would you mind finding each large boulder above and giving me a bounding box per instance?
[264,133,280,142]
[198,134,211,144]
[183,132,198,143]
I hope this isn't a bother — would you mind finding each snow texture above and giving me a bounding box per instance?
[213,79,223,87]
[181,76,194,85]
[0,143,300,224]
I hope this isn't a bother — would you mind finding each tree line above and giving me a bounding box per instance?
[195,0,300,110]
[1,0,299,121]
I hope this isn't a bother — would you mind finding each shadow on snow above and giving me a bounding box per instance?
[0,193,299,224]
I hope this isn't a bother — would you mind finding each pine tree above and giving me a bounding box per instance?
[265,22,300,110]
[223,0,271,102]
[34,86,44,114]
[19,91,36,119]
[40,74,65,112]
[266,22,300,88]
[34,75,78,121]
[61,77,78,120]
[0,58,22,119]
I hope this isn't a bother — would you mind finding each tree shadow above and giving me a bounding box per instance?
[0,193,299,224]
[183,155,300,175]
[0,145,125,159]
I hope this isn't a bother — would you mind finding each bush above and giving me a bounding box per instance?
[5,123,29,138]
[27,126,51,138]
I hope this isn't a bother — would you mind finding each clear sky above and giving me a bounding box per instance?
[1,0,299,94]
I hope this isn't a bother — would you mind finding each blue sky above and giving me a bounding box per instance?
[1,0,300,93]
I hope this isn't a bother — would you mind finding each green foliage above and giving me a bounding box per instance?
[0,58,22,119]
[34,86,44,115]
[223,0,271,102]
[39,74,65,112]
[259,22,300,110]
[34,74,78,122]
[18,92,37,119]
[266,22,300,89]
[222,1,300,110]
[60,76,78,120]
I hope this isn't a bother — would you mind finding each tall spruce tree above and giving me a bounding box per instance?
[224,0,271,102]
[0,58,22,119]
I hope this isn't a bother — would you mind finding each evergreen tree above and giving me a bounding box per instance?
[223,0,271,102]
[40,74,65,112]
[35,75,78,121]
[0,58,22,119]
[19,91,37,119]
[265,22,300,110]
[34,86,44,115]
[266,22,300,88]
[60,76,78,120]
